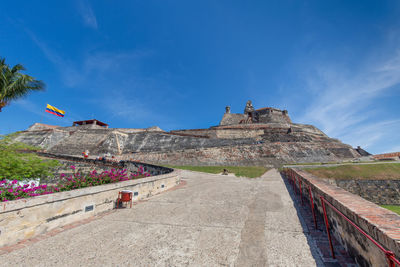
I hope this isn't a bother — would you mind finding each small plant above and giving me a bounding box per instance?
[0,179,59,202]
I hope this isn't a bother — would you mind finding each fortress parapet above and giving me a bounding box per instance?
[219,101,291,126]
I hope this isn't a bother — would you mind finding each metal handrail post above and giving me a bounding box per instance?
[308,185,317,229]
[299,179,304,205]
[320,196,336,259]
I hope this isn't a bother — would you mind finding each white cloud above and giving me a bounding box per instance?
[77,0,98,29]
[299,47,400,154]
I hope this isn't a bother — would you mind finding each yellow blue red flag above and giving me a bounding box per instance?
[45,104,65,117]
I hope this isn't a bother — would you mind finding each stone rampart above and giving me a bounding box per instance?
[215,128,265,139]
[0,164,180,247]
[14,110,362,164]
[14,129,70,149]
[38,152,173,176]
[123,142,357,166]
[285,169,400,266]
[324,179,400,205]
[219,113,247,126]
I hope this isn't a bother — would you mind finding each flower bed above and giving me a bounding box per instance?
[0,165,151,202]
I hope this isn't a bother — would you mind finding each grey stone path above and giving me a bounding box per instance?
[1,169,323,266]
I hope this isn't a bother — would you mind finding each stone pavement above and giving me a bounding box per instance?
[1,169,327,266]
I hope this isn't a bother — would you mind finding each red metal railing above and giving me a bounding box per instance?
[285,168,400,267]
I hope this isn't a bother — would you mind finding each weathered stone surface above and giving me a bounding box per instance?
[324,179,400,205]
[13,103,362,165]
[14,129,70,149]
[27,123,60,131]
[219,113,248,126]
[124,141,359,166]
[220,102,292,125]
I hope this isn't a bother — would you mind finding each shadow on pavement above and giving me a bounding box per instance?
[279,172,357,267]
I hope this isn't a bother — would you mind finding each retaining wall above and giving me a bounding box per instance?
[39,152,173,176]
[286,169,400,266]
[325,179,400,205]
[0,165,180,247]
[123,142,357,167]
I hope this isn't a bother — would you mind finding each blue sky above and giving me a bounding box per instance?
[1,0,400,154]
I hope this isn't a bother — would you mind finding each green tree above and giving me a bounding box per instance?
[0,135,59,181]
[0,57,45,111]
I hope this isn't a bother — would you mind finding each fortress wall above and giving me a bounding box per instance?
[214,128,265,139]
[169,129,216,138]
[13,116,360,164]
[291,124,327,136]
[127,142,356,166]
[214,123,290,129]
[48,130,111,155]
[257,111,291,124]
[44,131,257,156]
[219,113,247,125]
[289,169,400,266]
[120,133,255,153]
[115,128,161,134]
[14,130,70,149]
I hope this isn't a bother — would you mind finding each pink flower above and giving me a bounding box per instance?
[70,165,76,170]
[8,189,13,193]
[12,180,18,184]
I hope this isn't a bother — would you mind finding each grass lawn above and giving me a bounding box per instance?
[285,162,339,166]
[165,165,269,178]
[304,163,400,180]
[285,161,378,166]
[381,205,400,216]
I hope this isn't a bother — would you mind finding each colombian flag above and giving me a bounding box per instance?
[45,104,65,117]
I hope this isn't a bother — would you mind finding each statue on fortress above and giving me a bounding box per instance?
[225,106,231,114]
[244,100,255,114]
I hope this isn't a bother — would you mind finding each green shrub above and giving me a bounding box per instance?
[0,134,59,181]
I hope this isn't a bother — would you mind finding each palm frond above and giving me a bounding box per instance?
[0,57,46,106]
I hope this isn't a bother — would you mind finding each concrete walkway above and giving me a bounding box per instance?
[1,169,323,266]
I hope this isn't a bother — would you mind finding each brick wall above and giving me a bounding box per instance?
[285,169,400,266]
[373,152,400,160]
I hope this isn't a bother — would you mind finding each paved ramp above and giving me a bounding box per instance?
[1,169,323,266]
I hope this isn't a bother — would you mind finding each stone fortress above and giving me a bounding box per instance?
[220,100,291,125]
[14,101,364,166]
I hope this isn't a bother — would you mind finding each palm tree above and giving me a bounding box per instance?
[0,57,45,112]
